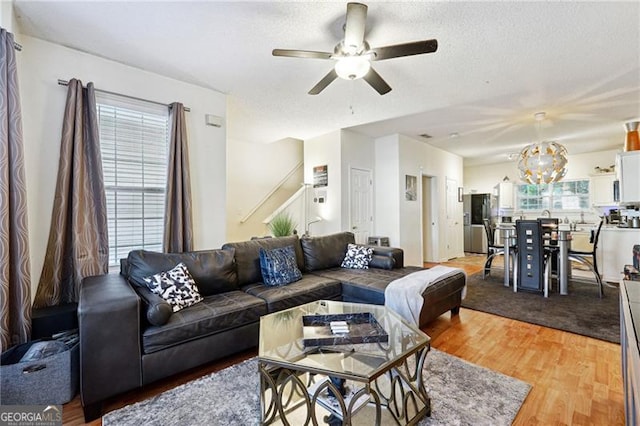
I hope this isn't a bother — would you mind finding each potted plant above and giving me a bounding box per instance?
[268,211,297,237]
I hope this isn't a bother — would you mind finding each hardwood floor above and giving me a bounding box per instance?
[62,255,624,425]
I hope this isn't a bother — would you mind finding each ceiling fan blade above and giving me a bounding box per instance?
[371,39,438,61]
[363,67,392,95]
[343,2,367,52]
[308,69,338,95]
[272,49,333,60]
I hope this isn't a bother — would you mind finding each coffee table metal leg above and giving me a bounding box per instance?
[259,363,312,426]
[373,347,431,423]
[260,347,430,425]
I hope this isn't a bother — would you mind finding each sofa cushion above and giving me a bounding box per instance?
[141,291,267,354]
[126,249,238,296]
[242,274,342,313]
[312,266,424,305]
[259,245,303,286]
[341,244,373,269]
[222,236,304,286]
[143,263,203,313]
[300,232,355,271]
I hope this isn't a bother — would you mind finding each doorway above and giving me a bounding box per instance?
[421,175,438,262]
[349,167,373,245]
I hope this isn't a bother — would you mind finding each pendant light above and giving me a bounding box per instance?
[517,112,568,184]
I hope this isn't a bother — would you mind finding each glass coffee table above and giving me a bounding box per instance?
[258,300,431,425]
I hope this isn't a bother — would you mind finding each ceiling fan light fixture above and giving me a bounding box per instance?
[334,55,371,80]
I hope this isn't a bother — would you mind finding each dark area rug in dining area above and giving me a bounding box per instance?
[461,272,620,343]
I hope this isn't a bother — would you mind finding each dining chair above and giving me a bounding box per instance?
[538,217,559,277]
[515,220,553,297]
[482,219,516,279]
[567,218,605,298]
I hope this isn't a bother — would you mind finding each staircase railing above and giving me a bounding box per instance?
[263,184,307,224]
[239,161,303,224]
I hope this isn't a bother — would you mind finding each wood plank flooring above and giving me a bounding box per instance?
[61,255,624,425]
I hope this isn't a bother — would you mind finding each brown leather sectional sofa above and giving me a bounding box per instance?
[78,231,466,420]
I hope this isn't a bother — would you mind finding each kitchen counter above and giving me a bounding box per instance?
[602,225,640,231]
[598,227,640,283]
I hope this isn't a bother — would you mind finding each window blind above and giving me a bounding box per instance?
[96,92,170,266]
[516,179,590,211]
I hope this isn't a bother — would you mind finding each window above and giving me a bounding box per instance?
[516,180,590,212]
[96,93,170,267]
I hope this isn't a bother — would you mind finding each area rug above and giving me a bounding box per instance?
[103,349,531,426]
[462,272,620,343]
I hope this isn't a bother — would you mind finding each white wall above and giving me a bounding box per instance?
[1,1,17,32]
[226,137,303,241]
[464,149,621,194]
[303,130,342,236]
[340,129,375,230]
[374,134,464,266]
[374,135,401,246]
[16,35,227,298]
[398,135,464,265]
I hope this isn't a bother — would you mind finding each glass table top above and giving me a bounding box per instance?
[258,300,430,381]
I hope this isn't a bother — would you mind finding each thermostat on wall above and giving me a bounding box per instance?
[205,114,223,128]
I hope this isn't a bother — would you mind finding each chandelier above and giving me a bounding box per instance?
[517,112,568,184]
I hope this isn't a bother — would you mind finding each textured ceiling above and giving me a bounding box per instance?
[13,1,640,166]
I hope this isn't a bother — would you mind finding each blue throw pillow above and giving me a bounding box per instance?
[259,245,303,286]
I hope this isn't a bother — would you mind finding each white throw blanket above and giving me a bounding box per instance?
[384,266,466,326]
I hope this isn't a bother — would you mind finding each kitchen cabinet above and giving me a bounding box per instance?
[495,181,515,209]
[590,173,617,206]
[597,227,640,283]
[617,151,640,204]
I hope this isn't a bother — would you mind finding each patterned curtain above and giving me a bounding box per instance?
[163,102,193,253]
[33,79,109,308]
[0,28,32,349]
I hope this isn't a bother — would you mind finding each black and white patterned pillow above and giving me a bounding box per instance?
[143,262,203,313]
[341,244,373,269]
[259,245,303,286]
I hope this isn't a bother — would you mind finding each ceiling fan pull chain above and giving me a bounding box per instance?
[349,80,355,115]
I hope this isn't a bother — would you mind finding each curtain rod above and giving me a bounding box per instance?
[57,79,190,112]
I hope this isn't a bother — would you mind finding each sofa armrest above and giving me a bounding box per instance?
[370,246,404,268]
[78,273,142,416]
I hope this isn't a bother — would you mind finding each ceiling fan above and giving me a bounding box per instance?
[272,2,438,95]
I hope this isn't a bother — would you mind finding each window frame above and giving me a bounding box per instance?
[96,92,170,267]
[515,179,591,213]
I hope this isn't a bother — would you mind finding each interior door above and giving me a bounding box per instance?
[422,175,438,262]
[350,168,373,244]
[446,177,462,259]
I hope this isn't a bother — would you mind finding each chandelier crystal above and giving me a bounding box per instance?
[517,113,568,184]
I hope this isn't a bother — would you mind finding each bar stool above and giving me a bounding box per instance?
[567,218,605,298]
[482,219,516,282]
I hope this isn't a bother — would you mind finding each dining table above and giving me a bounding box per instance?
[496,222,573,295]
